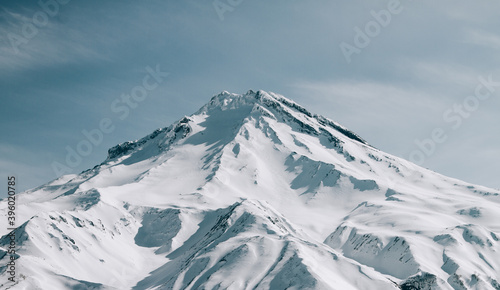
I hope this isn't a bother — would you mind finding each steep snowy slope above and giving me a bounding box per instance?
[0,90,499,289]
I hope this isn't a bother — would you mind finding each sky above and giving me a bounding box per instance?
[0,0,499,196]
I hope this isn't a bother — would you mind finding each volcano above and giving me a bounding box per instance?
[1,90,499,289]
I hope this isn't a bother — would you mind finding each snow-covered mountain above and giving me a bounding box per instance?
[1,90,499,289]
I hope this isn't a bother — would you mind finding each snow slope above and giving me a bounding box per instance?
[1,90,499,289]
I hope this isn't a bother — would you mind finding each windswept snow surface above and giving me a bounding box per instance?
[1,90,499,289]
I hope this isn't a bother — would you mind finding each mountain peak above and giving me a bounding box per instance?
[104,90,368,164]
[200,89,367,143]
[201,90,309,115]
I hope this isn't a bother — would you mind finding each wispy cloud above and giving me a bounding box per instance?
[408,62,479,87]
[291,79,447,116]
[463,29,500,50]
[0,30,109,76]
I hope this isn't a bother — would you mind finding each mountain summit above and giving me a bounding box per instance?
[1,90,500,289]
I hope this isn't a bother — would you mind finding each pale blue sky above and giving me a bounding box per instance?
[1,0,499,195]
